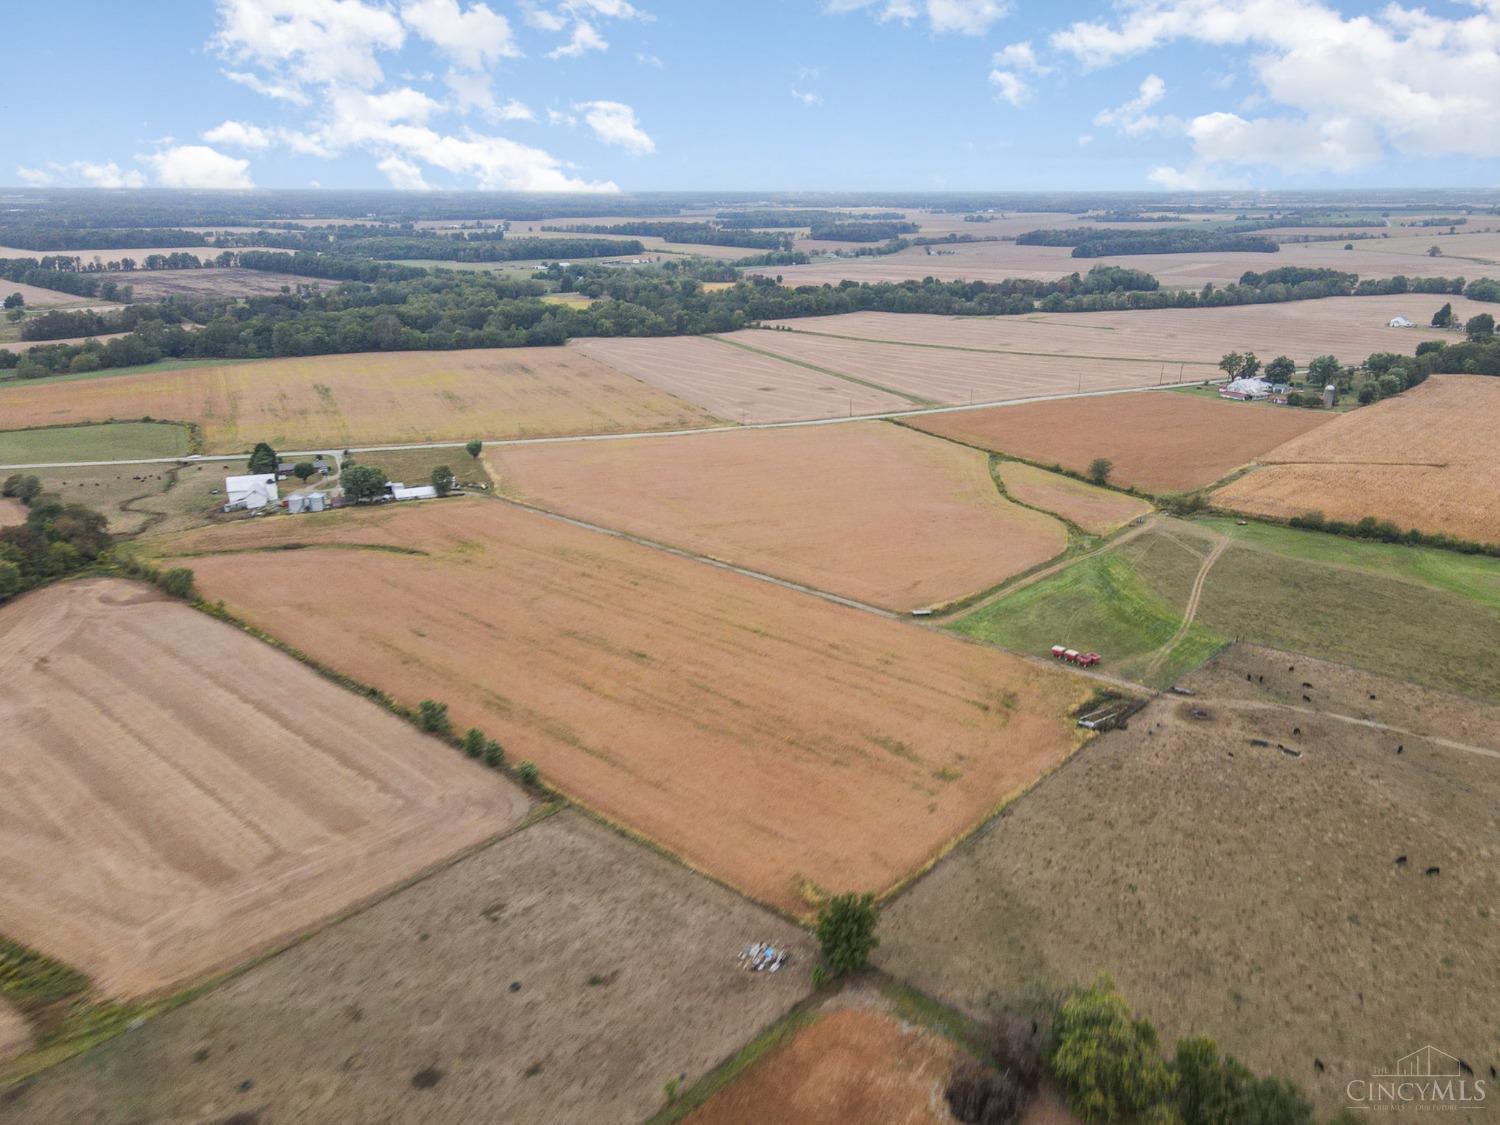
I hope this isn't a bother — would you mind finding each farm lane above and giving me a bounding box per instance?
[1211,698,1500,762]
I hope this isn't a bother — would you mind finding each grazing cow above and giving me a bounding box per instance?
[1288,664,1295,672]
[1302,681,1313,688]
[1397,745,1404,754]
[1292,727,1301,735]
[1303,694,1312,702]
[1395,856,1407,866]
[1489,1065,1496,1081]
[1459,1060,1473,1076]
[1424,866,1440,876]
[1314,1059,1325,1073]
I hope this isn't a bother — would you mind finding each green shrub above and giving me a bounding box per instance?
[462,727,485,758]
[1050,974,1176,1123]
[483,739,505,768]
[158,567,196,600]
[815,891,880,975]
[515,760,539,785]
[417,699,451,736]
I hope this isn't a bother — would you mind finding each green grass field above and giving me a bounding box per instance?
[0,423,191,464]
[953,516,1500,701]
[0,357,246,389]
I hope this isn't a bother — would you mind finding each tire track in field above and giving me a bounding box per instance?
[1142,530,1228,681]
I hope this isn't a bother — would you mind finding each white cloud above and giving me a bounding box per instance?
[1093,73,1172,136]
[1051,0,1500,179]
[378,153,431,189]
[574,100,654,153]
[497,98,536,121]
[525,0,646,58]
[213,0,406,93]
[1147,163,1249,191]
[791,87,822,106]
[203,120,274,149]
[15,166,52,187]
[547,19,607,57]
[144,145,254,189]
[988,39,1048,106]
[636,51,663,68]
[27,160,148,189]
[825,0,1011,36]
[400,0,519,69]
[223,68,310,104]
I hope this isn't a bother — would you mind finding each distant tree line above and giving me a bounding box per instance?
[712,209,905,228]
[808,220,920,242]
[1018,226,1280,256]
[539,222,792,250]
[0,227,212,250]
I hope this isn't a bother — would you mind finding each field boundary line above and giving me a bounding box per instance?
[705,333,936,405]
[764,325,1221,367]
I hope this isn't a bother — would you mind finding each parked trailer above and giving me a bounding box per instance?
[1051,645,1067,659]
[1050,645,1102,666]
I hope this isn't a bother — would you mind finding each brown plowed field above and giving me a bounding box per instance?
[150,501,1088,914]
[0,347,717,452]
[1212,376,1500,543]
[688,1004,959,1125]
[0,812,814,1125]
[996,462,1153,534]
[0,578,529,997]
[575,335,912,423]
[489,423,1066,610]
[716,330,1175,405]
[1214,375,1500,543]
[761,298,1492,369]
[907,392,1330,492]
[879,645,1500,1116]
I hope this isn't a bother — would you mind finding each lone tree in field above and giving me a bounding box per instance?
[465,439,483,459]
[248,442,278,474]
[431,465,456,497]
[341,464,387,503]
[292,461,316,482]
[1432,302,1454,328]
[1087,458,1113,486]
[2,292,22,309]
[815,891,880,976]
[1465,312,1495,341]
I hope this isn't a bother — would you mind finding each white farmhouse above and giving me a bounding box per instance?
[223,473,278,511]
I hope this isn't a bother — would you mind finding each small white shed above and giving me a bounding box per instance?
[224,474,278,510]
[1388,315,1414,328]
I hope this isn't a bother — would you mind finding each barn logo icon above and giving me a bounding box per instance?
[1345,1045,1489,1112]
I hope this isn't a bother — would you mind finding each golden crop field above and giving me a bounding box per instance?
[0,347,719,452]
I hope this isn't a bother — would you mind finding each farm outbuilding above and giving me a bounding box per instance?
[1388,315,1414,328]
[388,483,438,501]
[1219,377,1274,401]
[223,474,278,511]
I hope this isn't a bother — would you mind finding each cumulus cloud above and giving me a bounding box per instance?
[988,40,1049,105]
[1051,0,1500,180]
[574,100,655,153]
[144,145,254,189]
[825,0,1011,36]
[791,87,822,106]
[213,0,406,93]
[18,160,147,189]
[203,119,274,148]
[378,153,431,189]
[400,0,519,69]
[546,19,607,57]
[497,98,536,120]
[524,0,646,59]
[15,166,52,187]
[1092,73,1172,136]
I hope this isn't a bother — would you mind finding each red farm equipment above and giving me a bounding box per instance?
[1051,645,1101,667]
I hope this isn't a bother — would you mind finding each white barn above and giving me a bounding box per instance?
[1388,315,1414,328]
[224,473,278,511]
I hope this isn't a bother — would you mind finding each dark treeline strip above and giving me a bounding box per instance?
[713,209,905,228]
[233,251,427,283]
[1019,226,1281,255]
[19,303,188,341]
[0,228,212,250]
[234,235,642,263]
[808,220,920,242]
[539,222,791,250]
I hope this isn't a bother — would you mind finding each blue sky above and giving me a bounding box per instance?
[8,1,1500,193]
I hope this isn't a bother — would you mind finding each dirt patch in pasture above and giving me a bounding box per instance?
[879,646,1500,1115]
[0,812,812,1125]
[909,392,1330,492]
[1213,375,1500,544]
[576,335,912,423]
[490,423,1067,611]
[996,462,1152,534]
[148,500,1089,914]
[0,1002,28,1065]
[0,347,718,453]
[0,578,529,997]
[0,498,24,528]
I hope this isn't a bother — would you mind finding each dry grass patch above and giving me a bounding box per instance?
[104,268,330,301]
[0,347,718,453]
[879,645,1500,1116]
[490,422,1066,611]
[0,812,812,1125]
[996,462,1152,534]
[0,281,115,309]
[149,500,1089,914]
[1214,375,1500,544]
[908,392,1330,492]
[0,578,529,997]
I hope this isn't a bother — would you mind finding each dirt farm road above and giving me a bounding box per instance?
[0,380,1200,471]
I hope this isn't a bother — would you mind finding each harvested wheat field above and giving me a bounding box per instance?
[0,347,717,452]
[149,500,1089,914]
[0,812,813,1125]
[1215,375,1500,544]
[908,392,1330,492]
[688,1000,959,1125]
[0,280,115,309]
[762,299,1494,370]
[490,423,1067,610]
[717,330,1181,406]
[575,335,912,423]
[880,645,1500,1116]
[0,578,529,997]
[996,462,1152,534]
